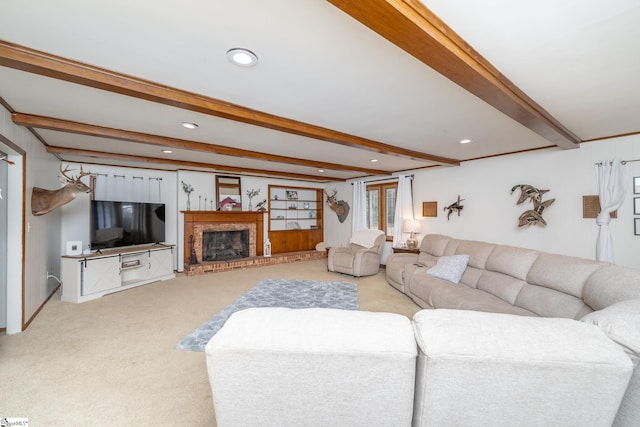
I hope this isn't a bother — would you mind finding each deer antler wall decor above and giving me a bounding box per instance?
[31,164,92,216]
[511,184,555,227]
[324,189,350,223]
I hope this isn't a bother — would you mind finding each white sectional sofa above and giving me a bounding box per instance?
[386,234,640,426]
[202,234,640,426]
[206,307,635,426]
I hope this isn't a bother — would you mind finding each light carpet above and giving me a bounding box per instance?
[175,278,358,351]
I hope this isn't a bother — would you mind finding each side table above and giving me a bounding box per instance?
[392,247,419,254]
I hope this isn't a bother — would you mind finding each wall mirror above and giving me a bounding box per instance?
[216,175,242,210]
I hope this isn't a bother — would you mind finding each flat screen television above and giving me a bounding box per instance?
[90,200,166,250]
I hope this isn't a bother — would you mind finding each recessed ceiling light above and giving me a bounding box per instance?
[226,48,258,67]
[161,149,173,154]
[459,139,472,144]
[370,159,379,163]
[181,122,199,129]
[318,169,325,173]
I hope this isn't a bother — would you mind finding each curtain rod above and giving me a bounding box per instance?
[350,174,414,185]
[595,159,640,166]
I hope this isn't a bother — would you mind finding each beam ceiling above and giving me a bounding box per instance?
[0,40,460,167]
[12,113,389,175]
[46,146,344,182]
[327,0,581,149]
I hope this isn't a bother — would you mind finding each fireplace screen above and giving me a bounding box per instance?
[202,230,250,261]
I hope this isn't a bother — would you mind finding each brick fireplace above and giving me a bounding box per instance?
[182,210,326,276]
[183,211,263,262]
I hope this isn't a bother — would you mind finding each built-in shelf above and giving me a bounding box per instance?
[268,185,323,253]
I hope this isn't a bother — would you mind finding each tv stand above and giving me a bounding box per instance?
[61,244,176,303]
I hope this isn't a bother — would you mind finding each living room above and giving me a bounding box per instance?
[2,1,640,425]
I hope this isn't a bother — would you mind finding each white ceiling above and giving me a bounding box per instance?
[0,0,638,182]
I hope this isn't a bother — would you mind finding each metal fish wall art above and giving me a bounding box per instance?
[511,184,555,227]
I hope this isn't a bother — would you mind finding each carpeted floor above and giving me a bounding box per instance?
[176,278,358,351]
[0,259,420,426]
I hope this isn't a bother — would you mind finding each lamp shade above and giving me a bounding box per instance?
[403,219,421,233]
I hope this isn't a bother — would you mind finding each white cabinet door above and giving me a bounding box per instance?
[82,256,120,295]
[147,248,173,279]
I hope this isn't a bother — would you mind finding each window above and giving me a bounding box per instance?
[366,182,397,240]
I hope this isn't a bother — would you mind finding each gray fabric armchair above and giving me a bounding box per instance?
[327,229,386,277]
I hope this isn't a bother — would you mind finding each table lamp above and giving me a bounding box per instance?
[403,219,421,250]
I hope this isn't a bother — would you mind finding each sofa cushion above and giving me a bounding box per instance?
[527,252,603,298]
[206,307,417,427]
[417,252,438,268]
[412,309,633,427]
[485,245,539,281]
[409,272,536,316]
[455,240,495,269]
[426,254,469,284]
[515,283,592,319]
[476,270,527,305]
[582,298,640,356]
[419,234,451,256]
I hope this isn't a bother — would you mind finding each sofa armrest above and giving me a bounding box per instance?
[581,298,640,357]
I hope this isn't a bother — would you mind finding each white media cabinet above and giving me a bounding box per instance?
[61,244,176,303]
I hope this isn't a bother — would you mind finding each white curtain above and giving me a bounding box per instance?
[148,177,162,203]
[393,175,414,248]
[351,181,367,232]
[93,173,163,202]
[596,159,630,263]
[132,176,146,202]
[93,174,108,200]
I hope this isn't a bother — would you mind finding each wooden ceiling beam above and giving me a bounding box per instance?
[13,113,389,175]
[46,146,345,182]
[327,0,581,149]
[0,40,460,166]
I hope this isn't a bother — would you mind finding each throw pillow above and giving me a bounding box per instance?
[426,254,470,284]
[581,298,640,356]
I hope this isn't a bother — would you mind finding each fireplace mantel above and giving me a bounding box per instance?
[182,211,265,267]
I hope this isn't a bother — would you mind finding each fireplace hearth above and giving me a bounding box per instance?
[202,230,249,261]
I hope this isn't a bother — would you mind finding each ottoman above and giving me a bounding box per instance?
[205,307,417,427]
[411,309,633,427]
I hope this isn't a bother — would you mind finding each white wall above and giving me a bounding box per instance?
[324,136,640,269]
[1,105,61,333]
[412,137,640,269]
[322,181,353,247]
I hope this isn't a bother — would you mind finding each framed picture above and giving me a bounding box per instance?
[635,197,640,215]
[635,218,640,236]
[634,177,640,194]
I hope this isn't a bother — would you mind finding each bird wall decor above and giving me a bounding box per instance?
[444,195,464,220]
[511,184,555,227]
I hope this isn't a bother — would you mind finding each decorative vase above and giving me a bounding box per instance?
[264,238,272,257]
[249,201,253,211]
[186,194,191,211]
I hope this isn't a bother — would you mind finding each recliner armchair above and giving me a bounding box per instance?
[327,229,386,277]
